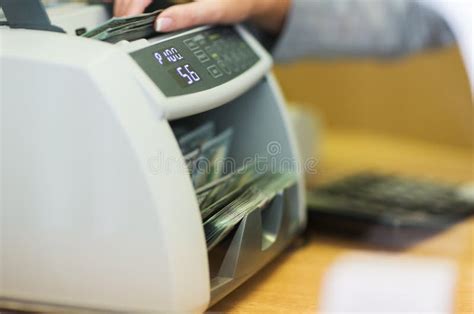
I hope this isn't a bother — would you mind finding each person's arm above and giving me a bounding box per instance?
[271,0,455,61]
[114,0,290,35]
[114,0,455,61]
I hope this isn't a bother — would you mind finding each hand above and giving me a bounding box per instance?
[114,0,152,17]
[113,0,291,34]
[155,0,291,34]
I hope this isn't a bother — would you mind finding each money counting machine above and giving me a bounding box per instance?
[0,2,306,313]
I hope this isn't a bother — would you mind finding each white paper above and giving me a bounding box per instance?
[319,253,458,313]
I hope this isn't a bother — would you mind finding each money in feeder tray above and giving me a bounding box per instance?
[82,10,162,43]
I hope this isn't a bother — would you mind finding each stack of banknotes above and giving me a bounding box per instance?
[176,121,233,189]
[175,122,298,251]
[82,10,162,43]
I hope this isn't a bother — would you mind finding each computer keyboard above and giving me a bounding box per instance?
[307,173,474,228]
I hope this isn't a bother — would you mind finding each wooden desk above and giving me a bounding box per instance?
[211,129,473,313]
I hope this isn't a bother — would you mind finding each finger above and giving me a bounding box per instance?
[155,1,228,32]
[113,0,122,16]
[124,0,151,16]
[114,0,130,16]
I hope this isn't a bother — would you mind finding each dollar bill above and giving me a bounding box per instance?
[203,171,298,251]
[178,122,216,155]
[183,148,200,175]
[82,10,162,43]
[198,161,262,219]
[191,128,233,188]
[96,24,156,43]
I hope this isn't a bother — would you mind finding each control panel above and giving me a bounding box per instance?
[130,26,261,97]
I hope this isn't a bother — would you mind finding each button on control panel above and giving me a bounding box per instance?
[207,65,223,78]
[194,50,210,63]
[183,38,199,51]
[182,27,260,79]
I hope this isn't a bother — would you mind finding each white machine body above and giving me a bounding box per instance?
[0,3,306,313]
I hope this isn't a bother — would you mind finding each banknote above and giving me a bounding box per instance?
[95,24,156,43]
[171,121,298,251]
[204,171,298,251]
[192,128,233,188]
[196,171,233,207]
[178,122,216,155]
[198,161,262,219]
[82,10,162,43]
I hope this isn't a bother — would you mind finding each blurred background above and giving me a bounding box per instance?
[274,45,473,186]
[270,44,473,314]
[276,46,472,148]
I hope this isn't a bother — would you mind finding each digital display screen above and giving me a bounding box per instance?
[154,47,183,65]
[153,47,201,89]
[130,26,261,97]
[170,64,201,87]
